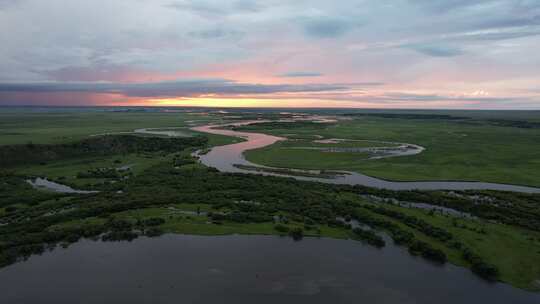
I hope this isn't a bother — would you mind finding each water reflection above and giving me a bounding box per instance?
[192,121,285,173]
[26,178,98,194]
[192,122,540,193]
[0,235,537,304]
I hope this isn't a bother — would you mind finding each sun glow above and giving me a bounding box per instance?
[147,97,372,108]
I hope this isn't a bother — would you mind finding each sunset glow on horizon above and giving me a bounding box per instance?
[148,97,377,109]
[1,1,539,109]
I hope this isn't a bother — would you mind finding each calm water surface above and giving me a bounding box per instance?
[0,235,538,304]
[192,123,540,193]
[26,178,98,194]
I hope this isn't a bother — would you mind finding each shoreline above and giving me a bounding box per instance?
[191,120,540,193]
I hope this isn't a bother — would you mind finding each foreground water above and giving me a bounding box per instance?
[193,123,540,193]
[0,235,537,304]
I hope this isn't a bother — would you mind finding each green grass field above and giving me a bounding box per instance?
[1,108,540,291]
[105,205,352,238]
[243,117,540,187]
[19,153,173,188]
[0,110,227,145]
[360,201,540,290]
[0,109,243,191]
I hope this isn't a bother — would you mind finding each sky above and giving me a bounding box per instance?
[0,0,540,109]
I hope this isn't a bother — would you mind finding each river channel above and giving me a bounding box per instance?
[192,122,540,193]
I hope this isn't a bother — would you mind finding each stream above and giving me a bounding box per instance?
[192,121,540,193]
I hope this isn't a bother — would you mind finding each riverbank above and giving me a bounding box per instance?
[191,121,540,193]
[234,115,540,188]
[33,184,539,292]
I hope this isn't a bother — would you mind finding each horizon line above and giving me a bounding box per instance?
[1,104,540,111]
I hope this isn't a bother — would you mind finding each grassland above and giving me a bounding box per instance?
[103,205,352,239]
[1,108,539,291]
[358,200,540,290]
[18,153,172,188]
[0,109,240,189]
[279,138,400,148]
[0,109,235,146]
[242,116,540,187]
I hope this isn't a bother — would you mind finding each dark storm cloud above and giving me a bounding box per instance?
[0,79,351,98]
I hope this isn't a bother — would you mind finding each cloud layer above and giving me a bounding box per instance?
[0,0,539,108]
[0,79,352,97]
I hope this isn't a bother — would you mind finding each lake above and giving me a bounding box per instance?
[1,234,538,304]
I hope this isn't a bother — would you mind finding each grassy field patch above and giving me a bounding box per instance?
[243,117,540,186]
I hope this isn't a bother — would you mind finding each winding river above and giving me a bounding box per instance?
[192,121,540,193]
